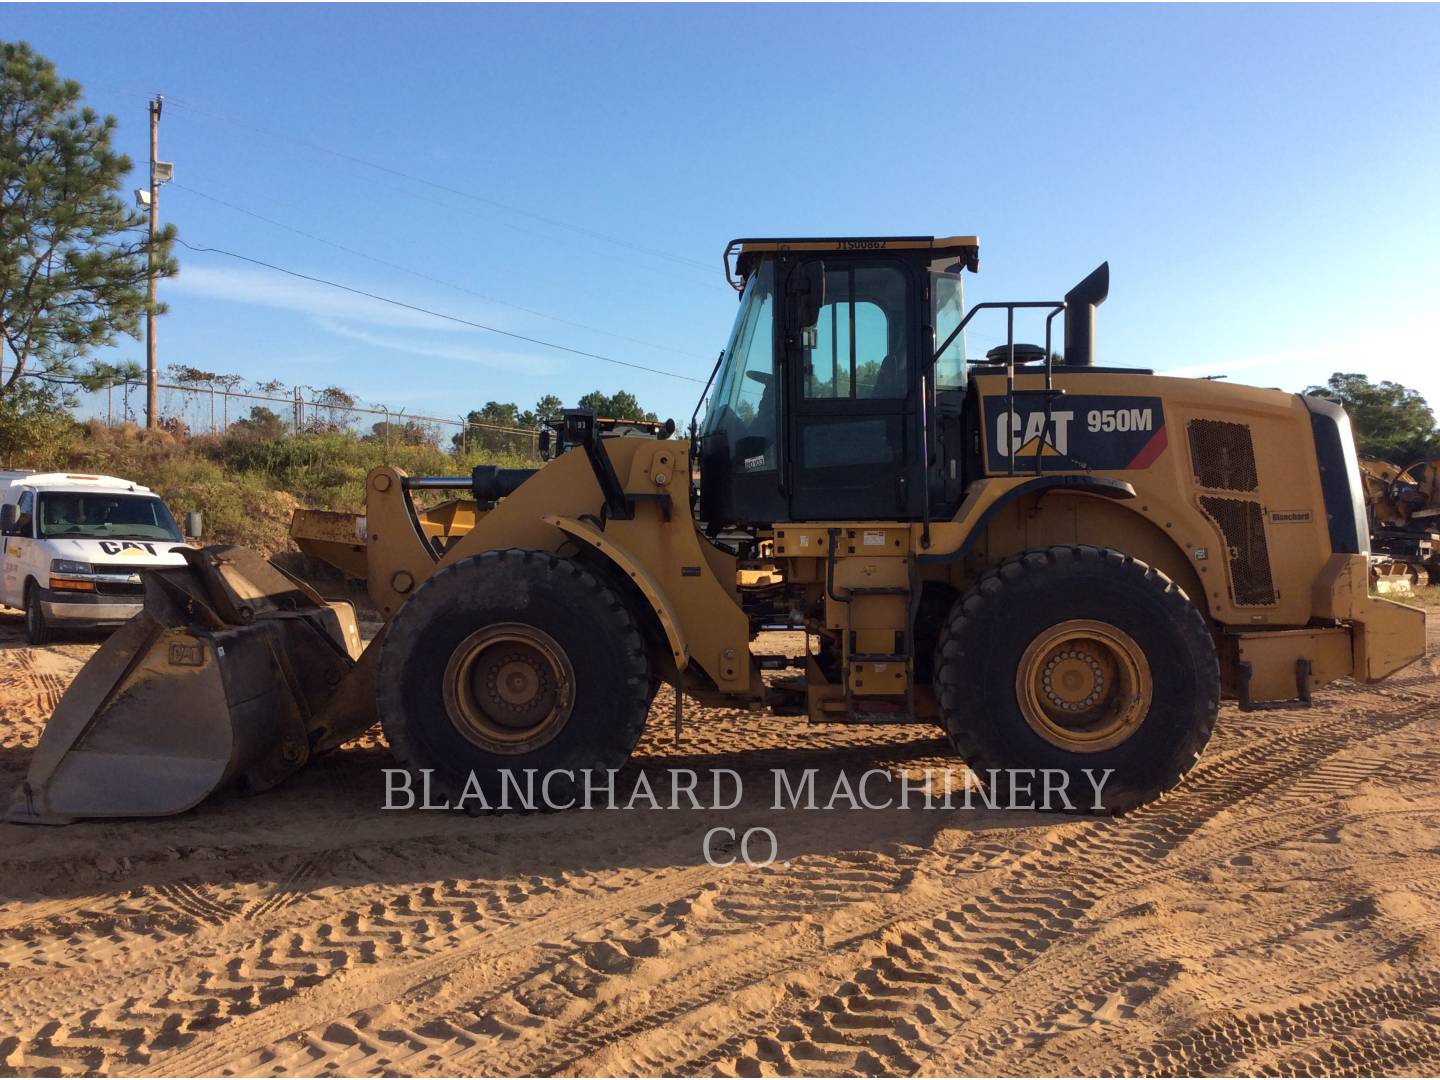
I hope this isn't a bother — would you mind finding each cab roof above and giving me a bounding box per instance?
[725,235,980,291]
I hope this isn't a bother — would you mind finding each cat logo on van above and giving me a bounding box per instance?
[98,540,160,556]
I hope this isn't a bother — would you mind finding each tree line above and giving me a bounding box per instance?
[1304,373,1440,466]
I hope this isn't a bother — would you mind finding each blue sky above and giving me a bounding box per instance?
[7,3,1440,425]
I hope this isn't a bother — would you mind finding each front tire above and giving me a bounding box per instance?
[24,581,54,646]
[377,549,652,808]
[935,545,1219,814]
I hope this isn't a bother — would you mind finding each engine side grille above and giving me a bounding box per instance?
[1200,496,1276,606]
[1188,419,1259,492]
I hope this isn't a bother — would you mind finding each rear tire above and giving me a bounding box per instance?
[24,581,54,646]
[377,549,651,808]
[934,545,1219,814]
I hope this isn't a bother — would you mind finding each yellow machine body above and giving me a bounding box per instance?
[293,367,1422,722]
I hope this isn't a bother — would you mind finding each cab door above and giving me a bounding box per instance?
[784,258,923,520]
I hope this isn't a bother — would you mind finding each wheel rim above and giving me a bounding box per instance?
[442,623,575,754]
[1015,619,1152,752]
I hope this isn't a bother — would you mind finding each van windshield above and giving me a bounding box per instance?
[37,493,183,542]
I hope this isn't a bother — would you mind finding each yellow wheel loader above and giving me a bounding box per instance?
[10,236,1426,823]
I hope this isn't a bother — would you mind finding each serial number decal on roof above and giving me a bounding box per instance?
[983,395,1168,472]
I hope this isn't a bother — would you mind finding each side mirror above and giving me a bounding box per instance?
[0,504,17,534]
[538,428,553,461]
[183,511,203,541]
[786,259,825,331]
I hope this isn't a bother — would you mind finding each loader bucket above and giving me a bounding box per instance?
[8,546,371,825]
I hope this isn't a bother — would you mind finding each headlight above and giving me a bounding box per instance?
[50,559,93,576]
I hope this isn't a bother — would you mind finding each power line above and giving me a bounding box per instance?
[174,238,706,384]
[164,96,715,274]
[170,181,711,362]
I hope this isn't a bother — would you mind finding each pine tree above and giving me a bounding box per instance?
[0,41,177,392]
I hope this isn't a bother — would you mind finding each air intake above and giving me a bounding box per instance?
[1200,495,1277,606]
[1188,419,1259,492]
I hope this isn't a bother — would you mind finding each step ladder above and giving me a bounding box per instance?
[820,528,919,724]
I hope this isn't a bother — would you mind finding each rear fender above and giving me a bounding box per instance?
[919,477,1216,619]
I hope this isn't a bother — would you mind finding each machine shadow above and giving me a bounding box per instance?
[0,727,1052,905]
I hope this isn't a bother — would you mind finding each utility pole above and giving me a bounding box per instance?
[145,94,162,430]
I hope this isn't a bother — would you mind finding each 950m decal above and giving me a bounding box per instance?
[984,395,1167,472]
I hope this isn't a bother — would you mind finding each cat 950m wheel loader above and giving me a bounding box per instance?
[10,235,1426,823]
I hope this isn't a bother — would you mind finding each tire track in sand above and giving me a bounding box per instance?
[216,684,1440,1078]
[641,690,1440,1077]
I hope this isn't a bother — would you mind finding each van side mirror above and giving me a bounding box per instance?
[183,511,203,541]
[0,504,18,534]
[786,259,825,331]
[538,428,553,461]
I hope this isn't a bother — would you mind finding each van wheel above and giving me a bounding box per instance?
[24,581,54,646]
[934,545,1219,814]
[377,549,652,809]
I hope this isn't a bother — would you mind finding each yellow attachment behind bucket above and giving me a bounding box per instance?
[8,546,371,825]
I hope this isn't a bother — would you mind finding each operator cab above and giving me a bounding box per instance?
[698,236,978,526]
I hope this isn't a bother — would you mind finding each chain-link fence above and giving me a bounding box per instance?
[33,376,542,458]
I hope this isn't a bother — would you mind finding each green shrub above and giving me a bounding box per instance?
[0,382,81,470]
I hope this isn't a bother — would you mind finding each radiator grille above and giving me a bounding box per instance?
[1188,419,1259,492]
[1200,496,1276,606]
[90,563,145,596]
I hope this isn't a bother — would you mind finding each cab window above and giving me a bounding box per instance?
[804,266,909,401]
[701,260,778,470]
[931,265,967,389]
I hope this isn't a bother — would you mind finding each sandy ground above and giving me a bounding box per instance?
[3,609,1440,1077]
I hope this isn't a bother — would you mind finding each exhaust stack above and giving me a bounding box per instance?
[1063,262,1109,367]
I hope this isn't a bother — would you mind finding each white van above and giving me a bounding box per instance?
[0,472,199,644]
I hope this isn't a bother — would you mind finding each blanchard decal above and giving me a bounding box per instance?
[1270,510,1313,524]
[983,395,1167,472]
[97,540,159,556]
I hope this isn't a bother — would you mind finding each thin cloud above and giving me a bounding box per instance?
[316,318,561,376]
[1160,327,1438,386]
[169,263,533,334]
